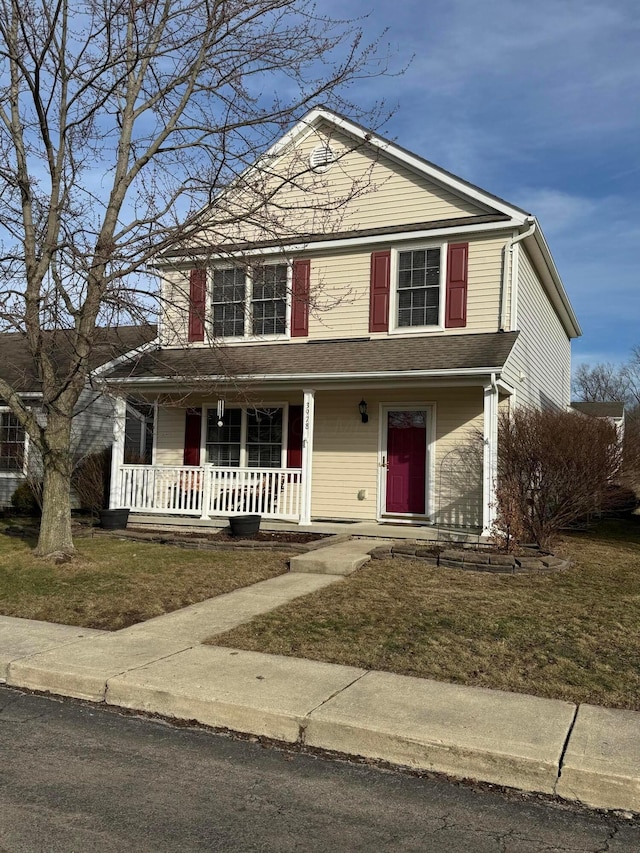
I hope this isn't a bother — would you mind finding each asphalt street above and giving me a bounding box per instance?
[0,686,638,852]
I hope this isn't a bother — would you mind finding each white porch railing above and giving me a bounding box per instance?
[117,465,303,521]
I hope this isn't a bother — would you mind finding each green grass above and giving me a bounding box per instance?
[0,530,288,630]
[210,519,640,710]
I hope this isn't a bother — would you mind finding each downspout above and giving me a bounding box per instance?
[499,218,537,331]
[482,371,499,536]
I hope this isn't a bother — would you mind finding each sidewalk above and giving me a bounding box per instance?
[0,568,638,816]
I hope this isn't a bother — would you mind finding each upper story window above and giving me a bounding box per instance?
[396,247,442,329]
[0,410,25,473]
[211,263,288,340]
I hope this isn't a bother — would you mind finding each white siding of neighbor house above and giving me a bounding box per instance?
[153,387,484,527]
[208,124,489,246]
[502,245,571,409]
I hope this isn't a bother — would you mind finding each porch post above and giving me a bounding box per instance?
[482,375,499,536]
[300,388,315,525]
[109,395,127,509]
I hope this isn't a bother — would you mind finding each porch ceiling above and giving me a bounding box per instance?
[107,331,518,387]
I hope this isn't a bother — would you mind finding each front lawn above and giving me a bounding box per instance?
[210,519,640,710]
[0,531,288,630]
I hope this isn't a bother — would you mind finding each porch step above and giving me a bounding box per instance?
[290,540,391,576]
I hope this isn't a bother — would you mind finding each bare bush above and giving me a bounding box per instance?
[71,449,112,519]
[495,407,623,550]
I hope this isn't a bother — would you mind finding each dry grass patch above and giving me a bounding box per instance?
[211,519,640,710]
[0,531,287,630]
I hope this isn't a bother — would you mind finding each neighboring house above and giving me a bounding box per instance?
[103,108,581,533]
[570,401,625,438]
[0,326,157,508]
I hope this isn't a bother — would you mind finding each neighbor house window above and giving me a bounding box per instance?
[0,410,25,473]
[211,264,288,339]
[397,247,442,328]
[205,408,283,468]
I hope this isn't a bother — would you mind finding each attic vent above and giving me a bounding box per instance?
[309,143,335,172]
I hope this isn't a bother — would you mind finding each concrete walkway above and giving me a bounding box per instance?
[0,567,638,815]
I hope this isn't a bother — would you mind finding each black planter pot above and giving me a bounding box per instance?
[229,514,261,538]
[99,508,130,530]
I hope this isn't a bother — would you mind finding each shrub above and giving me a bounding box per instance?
[11,481,42,516]
[495,407,623,550]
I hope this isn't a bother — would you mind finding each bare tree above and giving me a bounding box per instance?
[0,0,390,557]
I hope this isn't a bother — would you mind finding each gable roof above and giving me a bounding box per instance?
[0,325,158,394]
[106,332,519,387]
[571,401,625,419]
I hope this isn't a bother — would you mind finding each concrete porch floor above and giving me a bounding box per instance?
[128,513,484,544]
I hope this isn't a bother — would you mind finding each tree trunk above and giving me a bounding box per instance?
[35,413,75,558]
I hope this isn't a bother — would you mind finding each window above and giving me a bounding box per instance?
[211,264,288,339]
[397,247,442,328]
[206,408,242,466]
[206,408,283,468]
[212,267,246,338]
[252,266,287,336]
[247,408,282,467]
[0,411,25,473]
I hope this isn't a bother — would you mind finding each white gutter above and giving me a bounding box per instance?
[500,218,536,332]
[107,365,506,387]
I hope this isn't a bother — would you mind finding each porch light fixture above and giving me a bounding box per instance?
[216,399,225,427]
[359,399,369,424]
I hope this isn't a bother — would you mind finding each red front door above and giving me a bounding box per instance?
[385,410,427,514]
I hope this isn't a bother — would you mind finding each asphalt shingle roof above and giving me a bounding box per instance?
[108,331,519,384]
[0,325,158,393]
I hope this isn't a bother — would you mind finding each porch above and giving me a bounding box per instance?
[115,464,303,521]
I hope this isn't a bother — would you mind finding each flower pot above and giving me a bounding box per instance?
[99,508,130,530]
[228,514,261,538]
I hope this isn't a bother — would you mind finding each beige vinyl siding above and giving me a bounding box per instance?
[206,124,489,245]
[160,268,191,346]
[155,405,187,466]
[503,245,571,409]
[307,233,505,339]
[311,387,483,525]
[159,231,506,346]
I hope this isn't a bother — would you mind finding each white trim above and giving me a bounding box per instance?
[300,389,315,525]
[388,241,447,335]
[151,400,158,465]
[155,219,523,268]
[109,396,127,509]
[377,403,435,521]
[511,240,520,330]
[91,338,159,378]
[111,365,505,388]
[482,375,499,535]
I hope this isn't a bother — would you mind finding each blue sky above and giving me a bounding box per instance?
[325,0,640,368]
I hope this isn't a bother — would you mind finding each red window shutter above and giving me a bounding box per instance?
[287,405,303,469]
[369,250,390,333]
[291,260,310,337]
[183,408,202,466]
[188,269,206,342]
[445,243,469,328]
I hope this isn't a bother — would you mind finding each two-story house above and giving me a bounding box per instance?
[104,108,581,534]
